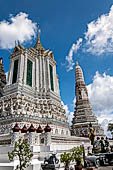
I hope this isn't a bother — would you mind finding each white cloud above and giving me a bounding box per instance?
[66,38,82,71]
[65,5,113,63]
[68,112,74,125]
[61,101,74,124]
[87,72,113,114]
[0,12,37,49]
[87,72,113,136]
[5,72,8,82]
[85,5,113,55]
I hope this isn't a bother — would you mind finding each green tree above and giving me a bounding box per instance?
[60,152,72,170]
[70,146,83,165]
[8,139,33,170]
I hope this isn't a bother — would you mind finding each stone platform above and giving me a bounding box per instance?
[0,133,90,170]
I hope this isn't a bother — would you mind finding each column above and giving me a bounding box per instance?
[44,132,51,145]
[47,58,50,91]
[32,60,35,88]
[39,56,42,89]
[7,59,13,85]
[56,75,60,96]
[42,56,46,91]
[23,53,27,85]
[9,59,14,85]
[28,132,35,145]
[11,132,20,146]
[18,54,24,84]
[53,64,57,93]
[36,58,39,91]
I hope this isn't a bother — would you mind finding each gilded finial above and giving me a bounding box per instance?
[37,23,40,42]
[76,61,79,66]
[34,23,45,50]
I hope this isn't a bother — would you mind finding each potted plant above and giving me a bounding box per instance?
[60,152,72,170]
[70,146,83,170]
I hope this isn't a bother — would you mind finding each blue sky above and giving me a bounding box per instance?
[0,0,113,135]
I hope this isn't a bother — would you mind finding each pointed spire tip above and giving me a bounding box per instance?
[76,61,79,66]
[33,23,45,51]
[37,23,40,42]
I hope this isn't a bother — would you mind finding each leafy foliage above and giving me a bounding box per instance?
[60,152,72,166]
[8,139,33,170]
[70,146,83,163]
[60,146,83,168]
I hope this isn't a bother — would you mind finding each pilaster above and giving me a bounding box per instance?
[42,57,46,91]
[11,132,20,146]
[8,59,14,85]
[56,75,60,96]
[7,60,12,85]
[18,54,24,83]
[44,132,51,145]
[28,132,36,145]
[23,53,27,85]
[36,58,39,91]
[53,65,56,93]
[39,56,42,89]
[47,58,50,90]
[32,60,35,88]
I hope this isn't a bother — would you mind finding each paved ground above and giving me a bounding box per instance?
[96,166,113,170]
[83,166,113,170]
[60,165,113,170]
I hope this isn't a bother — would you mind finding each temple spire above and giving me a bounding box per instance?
[34,24,45,51]
[72,63,104,137]
[75,61,84,83]
[37,24,40,43]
